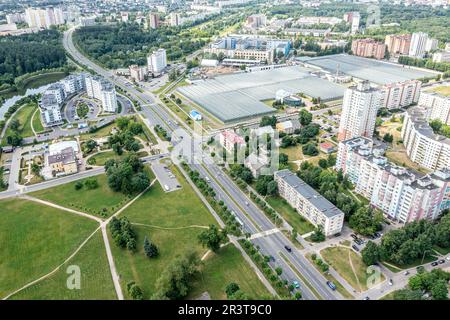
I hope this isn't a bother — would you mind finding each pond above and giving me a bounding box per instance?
[0,85,50,121]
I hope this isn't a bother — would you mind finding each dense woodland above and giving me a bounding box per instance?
[0,29,67,90]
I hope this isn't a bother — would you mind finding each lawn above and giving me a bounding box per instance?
[9,231,116,300]
[321,246,385,292]
[88,150,149,166]
[427,85,450,96]
[0,198,97,299]
[31,174,132,218]
[188,244,271,300]
[266,196,315,235]
[31,108,45,133]
[381,255,438,272]
[305,253,354,299]
[108,164,218,299]
[79,122,116,141]
[2,103,37,144]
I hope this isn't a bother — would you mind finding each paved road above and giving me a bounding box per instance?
[62,26,342,300]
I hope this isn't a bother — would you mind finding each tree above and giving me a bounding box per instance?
[431,279,449,300]
[302,143,318,156]
[383,133,394,143]
[299,109,312,126]
[31,163,40,176]
[144,236,159,258]
[349,207,383,236]
[225,283,240,298]
[259,115,277,128]
[294,291,302,300]
[266,180,278,196]
[74,181,83,190]
[198,225,227,252]
[152,251,200,300]
[318,158,328,169]
[127,282,143,300]
[279,153,288,165]
[84,178,99,190]
[361,241,380,266]
[310,227,325,242]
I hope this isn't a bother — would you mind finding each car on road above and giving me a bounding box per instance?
[284,245,292,253]
[438,259,445,264]
[404,271,410,276]
[326,281,336,291]
[431,261,439,267]
[363,296,370,300]
[334,233,341,237]
[293,281,300,289]
[388,279,393,286]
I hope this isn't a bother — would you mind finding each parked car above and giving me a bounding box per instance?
[438,259,445,264]
[404,271,410,276]
[352,245,360,252]
[293,281,300,289]
[350,234,358,240]
[284,245,292,253]
[431,261,439,267]
[388,279,393,286]
[363,296,370,300]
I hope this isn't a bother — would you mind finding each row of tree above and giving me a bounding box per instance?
[362,213,450,266]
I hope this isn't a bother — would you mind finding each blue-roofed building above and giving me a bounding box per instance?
[189,110,202,121]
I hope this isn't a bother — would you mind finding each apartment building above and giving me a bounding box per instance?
[219,130,246,153]
[343,12,360,34]
[129,65,146,82]
[419,91,450,125]
[147,49,167,73]
[274,169,344,236]
[351,39,385,59]
[148,13,160,29]
[401,106,450,171]
[25,7,64,29]
[408,32,438,58]
[6,13,25,24]
[336,137,450,223]
[384,34,411,56]
[246,14,267,29]
[432,51,450,63]
[338,81,381,141]
[39,94,63,127]
[380,79,421,110]
[61,74,85,95]
[170,12,181,26]
[85,75,118,113]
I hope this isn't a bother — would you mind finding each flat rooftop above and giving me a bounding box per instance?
[299,54,438,85]
[275,169,344,218]
[177,65,345,123]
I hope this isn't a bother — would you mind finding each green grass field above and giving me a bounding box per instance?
[188,244,270,300]
[9,231,116,300]
[321,246,385,292]
[88,150,148,166]
[266,196,315,235]
[31,174,132,217]
[79,122,115,141]
[31,108,45,133]
[427,85,450,97]
[110,164,268,299]
[2,103,37,144]
[0,198,98,299]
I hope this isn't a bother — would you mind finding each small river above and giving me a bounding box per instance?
[0,85,50,121]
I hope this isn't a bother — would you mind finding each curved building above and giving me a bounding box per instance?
[401,106,450,171]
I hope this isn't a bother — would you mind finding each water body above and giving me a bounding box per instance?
[0,85,50,121]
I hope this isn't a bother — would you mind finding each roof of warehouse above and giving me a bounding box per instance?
[299,54,438,85]
[177,65,345,123]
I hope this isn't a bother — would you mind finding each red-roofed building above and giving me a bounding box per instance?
[219,130,246,152]
[319,142,335,154]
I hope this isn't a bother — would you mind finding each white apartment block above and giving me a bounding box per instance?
[337,81,381,141]
[274,170,344,236]
[170,12,181,26]
[380,80,421,110]
[401,106,450,171]
[419,91,450,125]
[39,94,63,127]
[432,51,450,63]
[409,32,437,58]
[61,74,85,95]
[147,49,167,73]
[336,137,450,223]
[6,13,25,24]
[25,7,65,29]
[85,75,118,113]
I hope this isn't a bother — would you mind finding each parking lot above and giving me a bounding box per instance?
[151,161,181,193]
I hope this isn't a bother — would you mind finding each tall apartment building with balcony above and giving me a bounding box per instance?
[85,75,118,113]
[336,137,450,223]
[385,34,411,56]
[274,169,344,236]
[380,79,421,110]
[419,91,450,125]
[351,38,386,60]
[401,106,450,171]
[338,81,381,141]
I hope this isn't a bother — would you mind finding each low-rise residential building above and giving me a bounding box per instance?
[336,137,450,223]
[274,169,344,236]
[419,91,450,125]
[219,130,246,153]
[351,39,386,60]
[380,79,421,110]
[129,64,146,82]
[432,51,450,63]
[401,106,450,171]
[46,147,78,176]
[319,142,335,154]
[276,119,301,134]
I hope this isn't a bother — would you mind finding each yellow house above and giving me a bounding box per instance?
[47,147,78,175]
